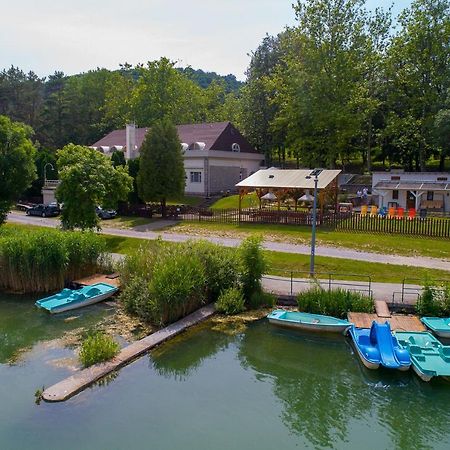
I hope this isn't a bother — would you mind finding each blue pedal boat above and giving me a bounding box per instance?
[35,282,118,314]
[267,310,352,334]
[421,317,450,339]
[395,331,450,382]
[348,321,411,371]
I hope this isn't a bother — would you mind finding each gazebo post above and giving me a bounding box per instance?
[238,189,243,224]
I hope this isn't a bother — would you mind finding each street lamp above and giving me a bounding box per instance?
[43,162,54,184]
[306,169,323,277]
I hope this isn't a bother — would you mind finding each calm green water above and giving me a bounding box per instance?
[1,296,450,450]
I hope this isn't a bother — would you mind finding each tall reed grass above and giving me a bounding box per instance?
[0,227,105,293]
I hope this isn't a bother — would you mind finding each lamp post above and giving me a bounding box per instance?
[43,162,54,185]
[307,169,323,277]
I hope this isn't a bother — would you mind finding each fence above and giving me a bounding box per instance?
[179,207,450,238]
[391,277,450,306]
[262,270,373,299]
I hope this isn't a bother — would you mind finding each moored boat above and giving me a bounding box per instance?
[267,310,352,334]
[35,282,118,314]
[421,317,450,338]
[348,321,411,371]
[395,331,450,382]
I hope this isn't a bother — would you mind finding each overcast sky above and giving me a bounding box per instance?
[0,0,412,80]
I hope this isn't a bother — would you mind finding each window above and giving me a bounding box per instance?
[190,171,202,183]
[231,143,240,152]
[427,191,434,201]
[437,177,448,181]
[392,190,399,200]
[391,176,401,181]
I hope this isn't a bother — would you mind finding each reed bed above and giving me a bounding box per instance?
[0,227,105,293]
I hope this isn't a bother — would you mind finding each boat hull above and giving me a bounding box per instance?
[350,337,380,370]
[421,317,450,338]
[49,291,115,314]
[268,317,350,334]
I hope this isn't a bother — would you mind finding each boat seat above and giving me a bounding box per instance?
[86,287,101,296]
[408,345,422,355]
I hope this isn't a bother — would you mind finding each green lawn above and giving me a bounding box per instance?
[210,193,259,210]
[167,195,203,206]
[166,221,450,260]
[105,216,155,229]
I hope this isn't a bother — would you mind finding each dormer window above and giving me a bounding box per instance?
[189,142,206,151]
[232,143,240,152]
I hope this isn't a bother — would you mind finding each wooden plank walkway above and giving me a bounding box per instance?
[73,273,120,288]
[42,304,215,402]
[374,300,391,318]
[348,312,426,332]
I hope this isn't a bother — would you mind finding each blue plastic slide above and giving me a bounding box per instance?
[349,321,411,370]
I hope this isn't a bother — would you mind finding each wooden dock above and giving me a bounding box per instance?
[348,312,426,332]
[42,304,215,402]
[73,273,120,288]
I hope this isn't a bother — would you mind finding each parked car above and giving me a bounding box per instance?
[96,206,117,220]
[26,204,60,217]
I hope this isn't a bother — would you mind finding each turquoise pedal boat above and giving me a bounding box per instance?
[395,331,450,382]
[35,282,118,314]
[421,317,450,339]
[267,310,352,334]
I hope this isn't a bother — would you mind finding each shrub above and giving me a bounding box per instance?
[239,236,267,302]
[79,332,120,368]
[248,289,276,309]
[216,287,246,315]
[297,288,374,318]
[416,283,450,317]
[0,227,105,293]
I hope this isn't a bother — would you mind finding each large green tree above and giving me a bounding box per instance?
[0,116,37,224]
[137,119,185,217]
[56,144,133,230]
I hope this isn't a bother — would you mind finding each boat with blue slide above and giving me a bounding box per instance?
[36,282,118,314]
[267,310,352,334]
[348,321,411,371]
[421,317,450,338]
[395,331,450,382]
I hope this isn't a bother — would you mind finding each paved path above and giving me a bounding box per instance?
[42,304,215,402]
[262,275,422,304]
[7,212,450,271]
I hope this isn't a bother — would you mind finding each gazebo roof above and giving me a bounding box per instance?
[236,169,341,190]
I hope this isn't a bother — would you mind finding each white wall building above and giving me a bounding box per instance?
[92,122,264,196]
[372,171,450,212]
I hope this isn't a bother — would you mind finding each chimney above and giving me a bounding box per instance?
[126,123,137,160]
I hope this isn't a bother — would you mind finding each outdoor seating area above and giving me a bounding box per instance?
[360,205,419,219]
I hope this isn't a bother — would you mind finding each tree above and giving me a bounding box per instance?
[0,116,37,224]
[56,144,133,230]
[137,119,185,217]
[111,150,126,167]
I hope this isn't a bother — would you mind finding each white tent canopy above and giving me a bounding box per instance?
[261,192,277,201]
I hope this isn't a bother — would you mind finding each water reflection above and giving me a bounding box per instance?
[239,321,450,450]
[151,323,233,380]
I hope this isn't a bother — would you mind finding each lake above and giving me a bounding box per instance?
[1,294,450,450]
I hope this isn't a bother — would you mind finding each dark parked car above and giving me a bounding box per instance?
[96,206,117,220]
[26,204,60,217]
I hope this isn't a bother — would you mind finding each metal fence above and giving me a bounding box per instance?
[262,270,373,299]
[178,207,450,237]
[391,277,450,306]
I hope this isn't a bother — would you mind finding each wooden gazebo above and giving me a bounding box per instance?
[235,168,341,216]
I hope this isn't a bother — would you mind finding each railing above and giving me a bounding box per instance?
[262,270,373,299]
[391,277,450,305]
[44,179,60,188]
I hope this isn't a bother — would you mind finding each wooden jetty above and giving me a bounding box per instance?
[42,304,215,402]
[73,273,120,289]
[348,299,425,332]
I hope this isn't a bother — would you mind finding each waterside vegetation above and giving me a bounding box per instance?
[0,227,107,293]
[416,282,450,317]
[79,332,120,368]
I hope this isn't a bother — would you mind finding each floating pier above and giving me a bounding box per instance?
[73,273,120,289]
[43,304,215,402]
[348,312,426,332]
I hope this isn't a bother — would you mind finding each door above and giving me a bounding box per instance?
[406,191,416,209]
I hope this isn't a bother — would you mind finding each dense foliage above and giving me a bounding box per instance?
[216,287,246,315]
[79,332,120,368]
[239,236,267,301]
[297,288,374,318]
[56,144,133,230]
[119,238,265,326]
[137,119,185,216]
[0,226,106,293]
[0,115,36,223]
[416,282,450,316]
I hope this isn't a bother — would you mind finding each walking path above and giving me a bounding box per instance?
[42,304,215,402]
[7,212,450,271]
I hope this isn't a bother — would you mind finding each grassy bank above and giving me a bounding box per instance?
[165,221,450,260]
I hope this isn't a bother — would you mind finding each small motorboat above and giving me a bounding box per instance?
[421,317,450,338]
[395,331,450,382]
[36,282,118,314]
[267,310,352,334]
[348,321,411,371]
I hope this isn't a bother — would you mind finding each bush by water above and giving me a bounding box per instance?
[79,332,120,368]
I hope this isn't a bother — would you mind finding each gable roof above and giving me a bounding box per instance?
[92,121,258,154]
